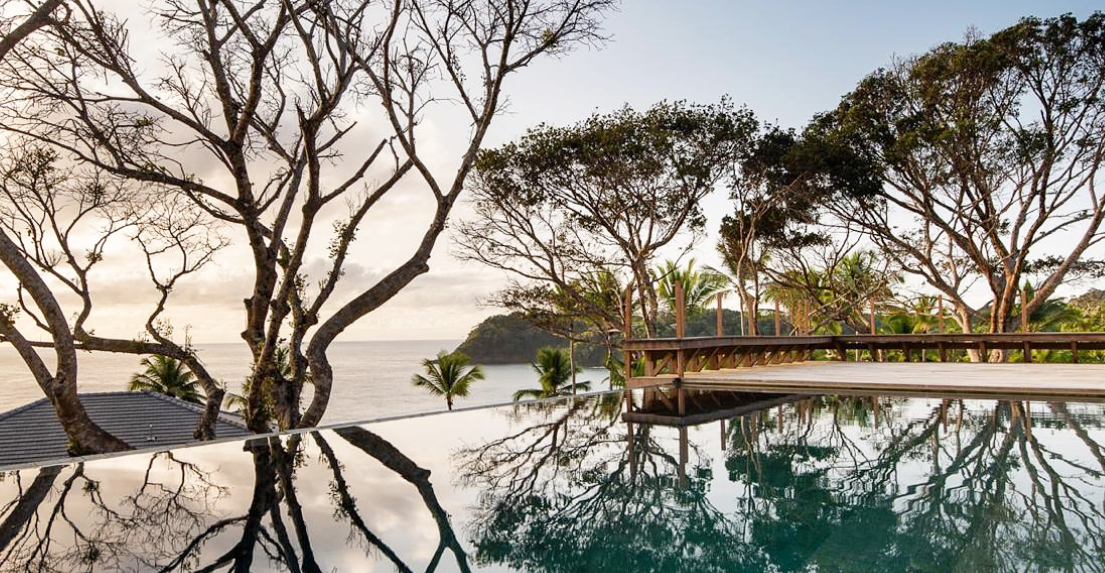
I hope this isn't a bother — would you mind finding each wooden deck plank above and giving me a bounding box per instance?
[671,362,1105,398]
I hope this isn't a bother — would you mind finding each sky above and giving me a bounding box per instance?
[4,0,1102,344]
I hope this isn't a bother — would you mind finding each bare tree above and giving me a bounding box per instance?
[0,144,230,439]
[0,0,66,61]
[0,0,615,431]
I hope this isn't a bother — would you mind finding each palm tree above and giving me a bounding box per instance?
[514,347,589,401]
[412,351,484,411]
[129,355,203,404]
[224,391,248,414]
[655,259,729,314]
[1019,281,1080,332]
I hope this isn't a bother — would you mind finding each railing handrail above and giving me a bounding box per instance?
[625,332,1105,344]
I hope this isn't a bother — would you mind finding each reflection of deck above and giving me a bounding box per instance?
[623,391,799,426]
[632,362,1105,400]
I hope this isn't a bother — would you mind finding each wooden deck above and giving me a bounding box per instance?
[616,287,1105,415]
[630,361,1105,400]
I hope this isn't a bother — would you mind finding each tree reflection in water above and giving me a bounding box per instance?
[458,391,1105,573]
[0,429,470,572]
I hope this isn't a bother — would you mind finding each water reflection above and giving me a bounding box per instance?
[0,429,470,572]
[0,390,1103,572]
[458,391,1105,573]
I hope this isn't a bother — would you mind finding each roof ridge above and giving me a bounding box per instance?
[0,396,50,423]
[0,391,248,431]
[139,390,250,430]
[0,390,171,421]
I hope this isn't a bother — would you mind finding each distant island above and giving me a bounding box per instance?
[453,314,603,366]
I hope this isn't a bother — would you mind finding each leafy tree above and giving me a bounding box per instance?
[806,13,1105,341]
[764,250,900,335]
[457,100,758,337]
[1019,282,1080,332]
[128,355,203,405]
[717,126,846,335]
[513,348,588,401]
[412,351,485,411]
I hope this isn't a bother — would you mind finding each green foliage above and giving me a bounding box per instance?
[128,355,203,404]
[235,344,297,421]
[762,251,900,334]
[654,259,728,314]
[474,99,758,236]
[513,347,589,401]
[412,351,485,411]
[794,13,1105,331]
[653,308,781,338]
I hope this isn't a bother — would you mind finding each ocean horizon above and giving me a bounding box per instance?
[0,340,610,424]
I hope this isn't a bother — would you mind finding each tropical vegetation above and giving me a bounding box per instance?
[655,259,728,314]
[513,347,590,401]
[412,352,485,411]
[128,355,203,405]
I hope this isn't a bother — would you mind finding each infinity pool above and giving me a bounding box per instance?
[1,389,1103,572]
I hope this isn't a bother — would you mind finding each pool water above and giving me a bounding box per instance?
[1,389,1103,572]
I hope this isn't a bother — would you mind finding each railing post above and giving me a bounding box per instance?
[868,298,877,362]
[715,291,724,337]
[675,280,686,339]
[774,300,781,336]
[1020,288,1029,333]
[1020,288,1032,363]
[623,287,633,412]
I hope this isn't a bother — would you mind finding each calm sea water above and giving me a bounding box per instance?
[0,340,610,423]
[2,390,1103,572]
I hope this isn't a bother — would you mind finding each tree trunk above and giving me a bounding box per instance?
[953,306,981,362]
[746,297,759,336]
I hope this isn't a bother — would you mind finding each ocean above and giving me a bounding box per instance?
[0,340,611,424]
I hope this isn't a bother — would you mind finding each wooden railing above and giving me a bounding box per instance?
[623,332,1105,376]
[616,282,1105,411]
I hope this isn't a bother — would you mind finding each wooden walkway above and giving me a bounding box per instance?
[658,362,1105,400]
[620,333,1105,413]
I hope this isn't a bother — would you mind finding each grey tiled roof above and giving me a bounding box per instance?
[0,392,251,469]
